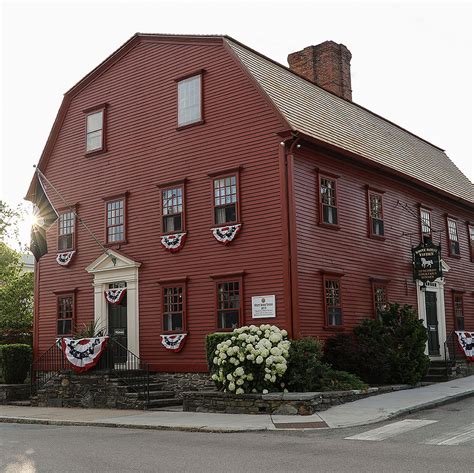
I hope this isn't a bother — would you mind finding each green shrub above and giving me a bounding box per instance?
[0,344,32,384]
[324,304,429,385]
[206,332,234,372]
[319,369,368,391]
[285,337,326,392]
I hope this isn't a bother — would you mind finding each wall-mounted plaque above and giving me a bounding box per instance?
[251,295,276,319]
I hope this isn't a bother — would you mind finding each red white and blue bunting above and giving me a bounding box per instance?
[58,336,109,373]
[160,233,187,253]
[104,288,127,304]
[212,224,241,245]
[56,251,75,266]
[160,333,187,352]
[455,331,474,361]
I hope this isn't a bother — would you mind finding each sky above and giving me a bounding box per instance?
[0,0,473,246]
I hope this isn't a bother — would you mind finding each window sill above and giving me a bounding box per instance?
[216,327,239,332]
[369,234,386,241]
[211,222,241,228]
[85,148,107,158]
[447,253,461,259]
[318,222,340,230]
[161,330,187,335]
[161,230,186,236]
[176,120,205,131]
[323,325,345,332]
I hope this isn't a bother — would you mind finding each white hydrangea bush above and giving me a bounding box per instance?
[211,324,290,394]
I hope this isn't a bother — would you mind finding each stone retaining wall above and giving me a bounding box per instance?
[0,384,30,404]
[183,385,415,415]
[152,372,216,399]
[34,372,142,409]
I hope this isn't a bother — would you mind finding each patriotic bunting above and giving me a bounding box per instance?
[160,333,187,352]
[212,224,241,245]
[160,233,187,253]
[104,288,127,304]
[56,251,75,266]
[455,331,474,361]
[58,336,109,373]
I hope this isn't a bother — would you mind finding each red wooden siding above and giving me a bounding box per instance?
[34,39,288,371]
[293,144,474,340]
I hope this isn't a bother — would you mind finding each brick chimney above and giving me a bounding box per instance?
[287,41,352,101]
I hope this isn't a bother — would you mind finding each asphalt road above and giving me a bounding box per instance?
[1,397,474,473]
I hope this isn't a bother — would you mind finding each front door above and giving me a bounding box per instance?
[108,282,128,364]
[425,291,440,356]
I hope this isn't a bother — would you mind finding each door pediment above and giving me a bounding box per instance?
[85,249,141,274]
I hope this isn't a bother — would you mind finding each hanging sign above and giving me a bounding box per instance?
[212,224,241,245]
[56,251,75,266]
[412,241,442,282]
[160,233,187,253]
[160,333,187,352]
[455,331,474,361]
[58,336,109,373]
[252,295,276,319]
[104,288,127,304]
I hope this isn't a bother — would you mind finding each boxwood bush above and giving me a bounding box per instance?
[324,303,429,385]
[0,343,32,384]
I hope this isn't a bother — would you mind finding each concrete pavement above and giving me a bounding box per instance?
[1,375,473,432]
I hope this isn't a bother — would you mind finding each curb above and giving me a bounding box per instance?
[0,416,269,433]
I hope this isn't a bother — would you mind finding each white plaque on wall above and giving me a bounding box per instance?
[251,295,276,319]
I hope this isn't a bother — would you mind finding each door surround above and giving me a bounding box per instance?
[85,250,141,357]
[416,261,449,360]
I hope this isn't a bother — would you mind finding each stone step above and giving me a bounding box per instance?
[423,375,449,382]
[114,382,164,391]
[125,390,176,400]
[146,398,183,408]
[7,400,31,406]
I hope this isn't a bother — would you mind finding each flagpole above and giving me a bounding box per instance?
[33,165,117,265]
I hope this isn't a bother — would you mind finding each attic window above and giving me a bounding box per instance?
[177,73,203,128]
[85,104,107,154]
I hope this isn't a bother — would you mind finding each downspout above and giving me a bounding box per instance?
[279,133,302,339]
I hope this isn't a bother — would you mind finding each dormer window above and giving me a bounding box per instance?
[177,73,202,128]
[85,105,107,153]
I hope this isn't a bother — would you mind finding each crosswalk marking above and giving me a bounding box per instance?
[345,419,438,441]
[423,423,474,446]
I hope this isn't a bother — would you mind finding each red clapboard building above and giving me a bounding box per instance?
[26,34,474,372]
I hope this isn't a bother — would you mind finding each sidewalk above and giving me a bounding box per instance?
[1,376,473,432]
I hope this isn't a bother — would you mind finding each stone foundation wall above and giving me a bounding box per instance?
[453,361,474,378]
[152,372,216,399]
[183,385,414,415]
[0,384,30,404]
[34,372,142,409]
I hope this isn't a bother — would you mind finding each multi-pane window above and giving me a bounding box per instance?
[453,294,464,330]
[214,175,238,225]
[106,199,125,243]
[178,74,202,127]
[324,277,342,326]
[58,212,74,251]
[320,176,338,225]
[162,187,183,233]
[447,218,460,256]
[217,281,240,329]
[368,192,384,237]
[373,284,388,318]
[469,224,474,262]
[420,208,432,243]
[86,110,104,152]
[163,286,184,332]
[57,295,73,336]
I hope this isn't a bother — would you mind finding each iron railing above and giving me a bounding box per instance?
[444,330,458,378]
[30,337,149,406]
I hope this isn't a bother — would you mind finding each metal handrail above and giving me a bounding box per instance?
[444,330,458,378]
[30,337,150,406]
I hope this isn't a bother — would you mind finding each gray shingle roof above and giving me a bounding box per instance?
[226,39,474,205]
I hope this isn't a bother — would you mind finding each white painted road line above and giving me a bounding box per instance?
[345,419,438,441]
[423,423,474,446]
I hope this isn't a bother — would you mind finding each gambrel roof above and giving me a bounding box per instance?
[225,38,474,205]
[27,34,474,206]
